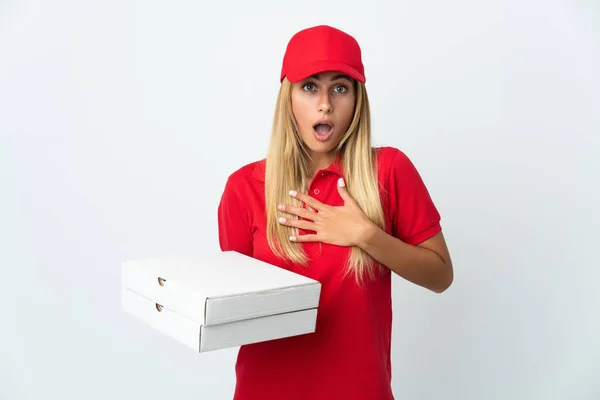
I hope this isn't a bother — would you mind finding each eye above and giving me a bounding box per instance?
[302,83,317,92]
[333,85,348,94]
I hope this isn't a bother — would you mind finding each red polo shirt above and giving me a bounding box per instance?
[218,146,441,400]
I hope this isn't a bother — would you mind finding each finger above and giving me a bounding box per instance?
[289,233,320,243]
[289,190,325,211]
[278,217,316,231]
[278,204,318,220]
[336,177,354,204]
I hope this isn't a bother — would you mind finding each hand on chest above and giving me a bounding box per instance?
[297,175,345,233]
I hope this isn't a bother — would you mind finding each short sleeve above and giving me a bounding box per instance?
[217,176,254,257]
[387,149,442,245]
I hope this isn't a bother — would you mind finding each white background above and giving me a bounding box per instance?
[1,0,599,399]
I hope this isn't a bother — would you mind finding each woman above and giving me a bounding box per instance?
[218,25,453,400]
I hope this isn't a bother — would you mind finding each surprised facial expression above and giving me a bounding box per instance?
[291,71,356,162]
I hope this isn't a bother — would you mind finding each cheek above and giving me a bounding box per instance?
[337,98,356,129]
[291,97,313,130]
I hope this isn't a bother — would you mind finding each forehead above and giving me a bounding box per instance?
[303,71,352,82]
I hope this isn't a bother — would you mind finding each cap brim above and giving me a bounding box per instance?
[283,60,365,83]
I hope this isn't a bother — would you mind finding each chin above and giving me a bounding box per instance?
[304,138,340,156]
[302,131,343,155]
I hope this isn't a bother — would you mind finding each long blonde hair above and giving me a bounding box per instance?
[265,77,386,285]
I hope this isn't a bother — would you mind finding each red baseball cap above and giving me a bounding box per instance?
[280,25,366,83]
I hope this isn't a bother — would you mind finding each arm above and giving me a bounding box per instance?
[357,226,453,293]
[217,175,253,256]
[361,148,453,293]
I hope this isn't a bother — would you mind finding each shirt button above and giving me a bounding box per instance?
[314,189,320,195]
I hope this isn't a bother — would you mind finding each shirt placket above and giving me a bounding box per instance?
[299,172,328,236]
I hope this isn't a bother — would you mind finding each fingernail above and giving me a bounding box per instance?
[278,204,285,210]
[289,190,297,197]
[289,236,296,241]
[338,178,345,187]
[278,217,286,223]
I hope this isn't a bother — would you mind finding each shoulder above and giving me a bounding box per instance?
[374,145,416,176]
[219,159,265,208]
[373,146,441,240]
[374,145,433,198]
[224,159,265,185]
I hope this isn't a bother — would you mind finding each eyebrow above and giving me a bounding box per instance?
[309,73,353,82]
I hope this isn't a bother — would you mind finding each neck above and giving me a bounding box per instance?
[307,151,336,177]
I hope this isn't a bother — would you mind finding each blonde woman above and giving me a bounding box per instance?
[218,24,453,400]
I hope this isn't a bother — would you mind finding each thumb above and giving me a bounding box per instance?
[337,177,354,203]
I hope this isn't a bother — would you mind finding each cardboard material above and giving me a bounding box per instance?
[121,250,321,352]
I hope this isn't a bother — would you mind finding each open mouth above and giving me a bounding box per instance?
[313,123,333,141]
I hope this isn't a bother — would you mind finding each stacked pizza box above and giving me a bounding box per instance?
[121,250,321,352]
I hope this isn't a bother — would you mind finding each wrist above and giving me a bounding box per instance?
[355,219,379,249]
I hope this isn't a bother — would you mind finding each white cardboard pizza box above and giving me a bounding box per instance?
[121,250,321,352]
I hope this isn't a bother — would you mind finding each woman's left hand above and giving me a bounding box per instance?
[277,178,375,247]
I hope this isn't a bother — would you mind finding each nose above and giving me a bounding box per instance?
[318,91,332,113]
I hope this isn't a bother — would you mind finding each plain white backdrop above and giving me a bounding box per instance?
[1,0,599,399]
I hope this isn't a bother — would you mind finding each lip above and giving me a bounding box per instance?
[313,119,334,129]
[313,119,334,142]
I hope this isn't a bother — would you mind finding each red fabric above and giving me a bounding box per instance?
[217,146,441,400]
[280,25,366,83]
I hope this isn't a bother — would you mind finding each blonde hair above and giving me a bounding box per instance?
[265,77,386,285]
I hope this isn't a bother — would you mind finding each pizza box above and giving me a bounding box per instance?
[121,250,321,352]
